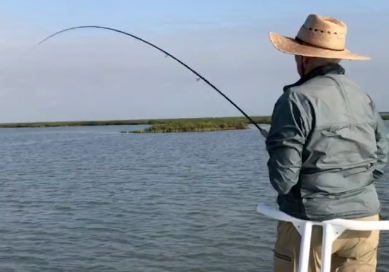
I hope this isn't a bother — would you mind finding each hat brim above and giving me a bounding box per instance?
[269,32,370,61]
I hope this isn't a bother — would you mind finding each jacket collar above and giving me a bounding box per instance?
[283,63,345,92]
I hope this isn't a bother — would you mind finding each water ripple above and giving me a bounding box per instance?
[0,125,387,271]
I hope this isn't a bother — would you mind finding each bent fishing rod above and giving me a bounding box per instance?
[36,25,263,132]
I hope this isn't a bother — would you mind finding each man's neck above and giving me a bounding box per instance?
[303,63,335,76]
[303,63,344,78]
[283,63,345,92]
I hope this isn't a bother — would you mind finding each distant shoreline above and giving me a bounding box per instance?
[0,116,272,128]
[0,114,388,128]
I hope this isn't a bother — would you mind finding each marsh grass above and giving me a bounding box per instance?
[1,114,388,129]
[122,120,249,134]
[0,116,271,128]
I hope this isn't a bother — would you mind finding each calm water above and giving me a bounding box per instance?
[0,124,388,272]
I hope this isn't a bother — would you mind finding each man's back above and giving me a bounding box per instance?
[267,65,388,221]
[266,14,388,272]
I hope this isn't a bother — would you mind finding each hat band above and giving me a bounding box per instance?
[295,36,344,52]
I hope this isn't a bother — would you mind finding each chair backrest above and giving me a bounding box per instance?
[256,203,389,272]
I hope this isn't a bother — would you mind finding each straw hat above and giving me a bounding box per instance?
[269,14,370,60]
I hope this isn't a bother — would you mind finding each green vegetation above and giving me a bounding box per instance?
[122,120,249,133]
[0,116,271,128]
[0,114,388,129]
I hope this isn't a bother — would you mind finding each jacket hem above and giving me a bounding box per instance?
[280,208,381,222]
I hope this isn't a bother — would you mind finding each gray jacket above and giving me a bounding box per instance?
[266,64,389,221]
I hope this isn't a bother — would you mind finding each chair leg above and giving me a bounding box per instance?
[320,224,345,272]
[295,222,313,272]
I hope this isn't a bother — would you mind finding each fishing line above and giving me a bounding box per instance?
[35,25,264,132]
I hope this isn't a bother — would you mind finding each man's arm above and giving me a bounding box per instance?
[265,91,312,195]
[373,109,389,180]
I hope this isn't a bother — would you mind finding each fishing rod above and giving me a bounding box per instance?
[36,25,264,132]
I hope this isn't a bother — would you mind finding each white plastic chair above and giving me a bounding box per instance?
[256,203,389,272]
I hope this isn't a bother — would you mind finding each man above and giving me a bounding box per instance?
[264,14,389,272]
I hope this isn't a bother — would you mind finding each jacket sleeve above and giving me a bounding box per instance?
[265,91,313,195]
[373,110,389,180]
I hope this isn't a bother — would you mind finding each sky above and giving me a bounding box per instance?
[0,0,387,122]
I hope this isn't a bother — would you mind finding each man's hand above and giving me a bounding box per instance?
[260,127,269,139]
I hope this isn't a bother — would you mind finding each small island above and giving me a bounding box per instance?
[121,120,249,134]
